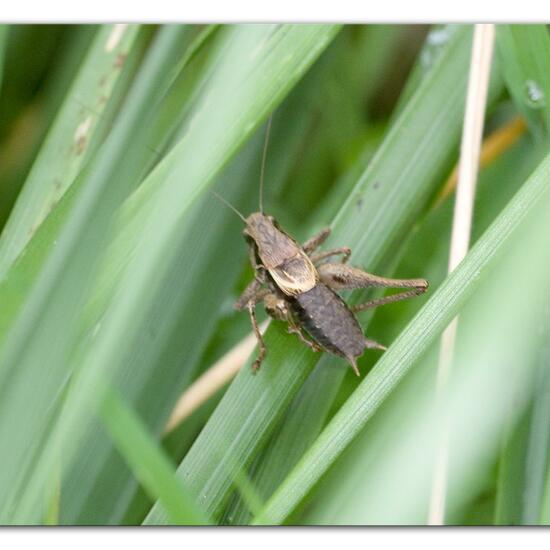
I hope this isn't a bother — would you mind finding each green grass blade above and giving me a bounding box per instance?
[495,314,550,525]
[144,25,496,525]
[0,25,199,524]
[539,419,550,524]
[0,25,140,277]
[494,412,530,524]
[253,148,550,525]
[520,328,550,524]
[0,26,213,351]
[496,25,550,135]
[101,389,211,525]
[526,397,550,523]
[62,130,266,524]
[393,25,460,120]
[4,24,339,525]
[221,362,344,525]
[0,27,98,231]
[304,202,549,524]
[540,473,550,523]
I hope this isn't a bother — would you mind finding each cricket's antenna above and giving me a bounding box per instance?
[259,114,273,214]
[210,190,247,223]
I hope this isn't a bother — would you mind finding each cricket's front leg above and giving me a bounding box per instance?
[235,279,269,310]
[247,302,266,371]
[242,289,292,371]
[247,239,261,271]
[302,227,331,254]
[318,263,428,312]
[237,285,271,370]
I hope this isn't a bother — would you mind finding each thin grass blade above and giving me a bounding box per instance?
[101,388,211,525]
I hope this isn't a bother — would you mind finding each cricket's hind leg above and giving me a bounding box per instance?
[318,263,428,312]
[234,279,269,311]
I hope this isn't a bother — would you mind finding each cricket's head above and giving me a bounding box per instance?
[244,212,282,257]
[244,211,276,239]
[244,212,302,271]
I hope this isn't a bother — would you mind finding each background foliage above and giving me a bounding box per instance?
[0,24,549,525]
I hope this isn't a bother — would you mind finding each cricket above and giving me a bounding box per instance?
[215,116,428,376]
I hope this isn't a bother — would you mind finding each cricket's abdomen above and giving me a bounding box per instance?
[291,283,366,363]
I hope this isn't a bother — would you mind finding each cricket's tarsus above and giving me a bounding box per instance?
[216,113,429,376]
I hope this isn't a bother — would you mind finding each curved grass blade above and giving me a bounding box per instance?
[496,310,550,525]
[253,148,550,525]
[523,343,550,524]
[303,132,546,525]
[101,388,211,525]
[305,214,548,524]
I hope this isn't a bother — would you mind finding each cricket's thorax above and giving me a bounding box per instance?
[291,283,366,363]
[245,213,317,296]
